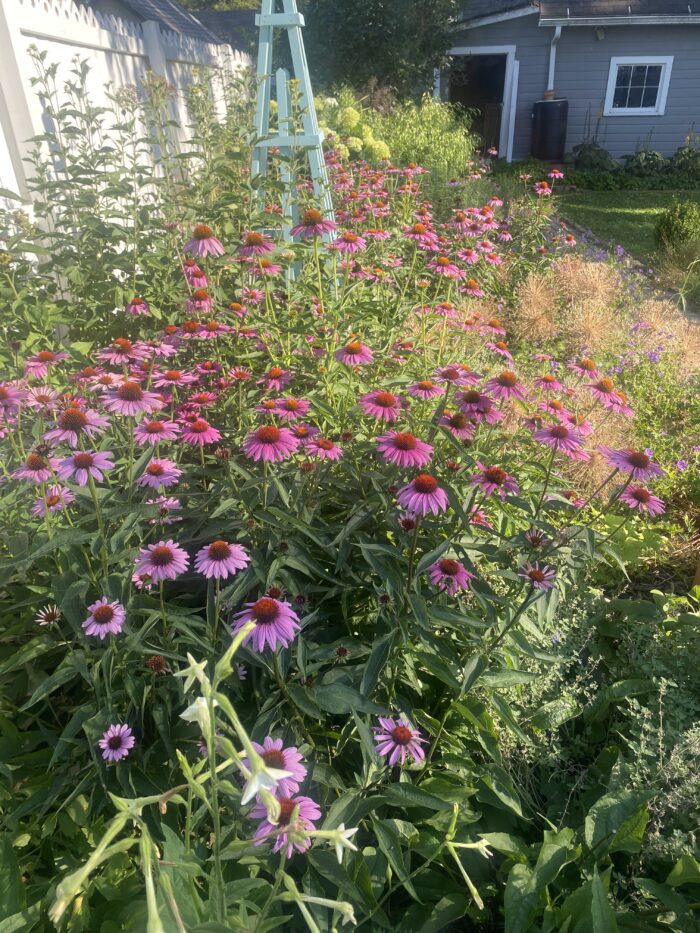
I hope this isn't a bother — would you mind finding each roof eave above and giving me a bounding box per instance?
[540,15,700,25]
[456,6,538,29]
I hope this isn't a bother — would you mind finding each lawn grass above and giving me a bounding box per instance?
[558,189,700,261]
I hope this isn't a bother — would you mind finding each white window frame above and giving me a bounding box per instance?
[603,56,673,116]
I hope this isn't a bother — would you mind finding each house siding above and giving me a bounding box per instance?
[449,15,700,159]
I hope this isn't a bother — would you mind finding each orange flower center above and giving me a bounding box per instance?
[484,467,507,484]
[208,540,231,560]
[317,438,334,450]
[256,425,281,443]
[301,209,323,226]
[118,382,144,402]
[628,451,650,468]
[246,232,264,246]
[262,748,285,769]
[413,474,438,494]
[393,432,417,451]
[193,224,214,239]
[391,725,413,745]
[27,453,48,470]
[150,546,174,566]
[93,604,115,624]
[374,391,397,407]
[37,351,56,362]
[497,371,518,387]
[438,559,460,576]
[251,597,279,624]
[59,407,88,431]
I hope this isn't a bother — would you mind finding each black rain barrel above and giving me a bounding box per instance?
[531,98,568,161]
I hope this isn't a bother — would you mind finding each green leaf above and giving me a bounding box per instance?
[20,666,81,710]
[584,790,650,856]
[478,767,524,818]
[384,782,452,811]
[372,817,420,901]
[0,837,24,920]
[666,854,700,887]
[504,863,537,933]
[530,695,581,731]
[414,651,460,692]
[360,632,394,698]
[590,868,619,933]
[314,683,384,715]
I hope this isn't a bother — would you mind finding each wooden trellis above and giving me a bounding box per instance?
[251,0,335,241]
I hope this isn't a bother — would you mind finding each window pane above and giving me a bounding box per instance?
[642,86,659,108]
[616,65,632,87]
[646,65,662,88]
[627,86,643,108]
[613,86,629,108]
[631,66,647,85]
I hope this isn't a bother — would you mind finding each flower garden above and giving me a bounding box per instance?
[0,63,699,932]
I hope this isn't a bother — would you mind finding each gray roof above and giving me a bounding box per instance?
[540,0,700,15]
[459,0,536,23]
[193,9,257,52]
[104,0,225,43]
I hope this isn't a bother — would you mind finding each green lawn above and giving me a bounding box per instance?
[558,189,700,261]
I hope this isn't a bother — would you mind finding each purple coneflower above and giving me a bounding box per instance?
[433,364,481,387]
[24,350,70,379]
[619,485,665,516]
[275,397,311,422]
[0,382,27,415]
[182,259,207,288]
[137,458,182,489]
[585,377,624,410]
[35,604,61,626]
[569,357,601,380]
[99,724,135,762]
[518,561,556,590]
[598,447,665,480]
[428,558,474,595]
[242,425,299,463]
[290,209,337,238]
[359,390,404,423]
[373,715,427,766]
[56,450,114,486]
[484,371,528,402]
[534,374,564,392]
[238,230,275,257]
[31,484,75,517]
[103,381,163,417]
[397,474,448,516]
[335,341,373,365]
[428,255,463,279]
[97,338,149,366]
[44,406,110,447]
[440,411,476,440]
[126,296,149,315]
[376,431,433,469]
[184,224,225,258]
[244,736,307,797]
[133,419,180,445]
[83,597,126,639]
[194,540,249,579]
[486,341,513,360]
[13,451,60,483]
[153,369,197,389]
[469,462,520,498]
[180,418,221,446]
[258,366,293,392]
[533,424,590,461]
[147,495,182,525]
[461,278,484,297]
[407,379,444,400]
[134,539,189,582]
[232,596,300,652]
[251,794,321,859]
[329,230,366,253]
[306,437,343,460]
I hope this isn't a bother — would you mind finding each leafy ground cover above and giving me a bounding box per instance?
[0,62,699,931]
[557,189,700,261]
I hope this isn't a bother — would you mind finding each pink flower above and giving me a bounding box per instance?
[99,723,135,762]
[534,374,564,392]
[461,278,484,298]
[194,540,249,579]
[182,260,208,288]
[56,450,114,486]
[585,378,626,411]
[428,255,463,279]
[486,341,513,360]
[184,224,225,257]
[242,425,299,462]
[469,462,519,498]
[456,390,501,424]
[137,458,182,489]
[275,397,311,422]
[290,209,337,239]
[44,407,110,447]
[597,447,665,481]
[457,247,480,265]
[24,350,70,379]
[13,451,60,483]
[359,390,404,423]
[484,371,528,402]
[134,539,189,582]
[133,419,180,445]
[518,561,556,590]
[396,474,448,516]
[258,366,293,392]
[244,736,307,797]
[152,369,197,389]
[428,557,474,595]
[619,485,665,516]
[376,431,433,469]
[569,357,601,380]
[83,597,126,639]
[433,364,481,387]
[251,794,321,859]
[238,230,275,257]
[97,338,149,366]
[533,424,590,460]
[306,437,343,460]
[406,380,444,400]
[232,596,300,652]
[335,341,373,365]
[103,381,163,417]
[0,382,27,415]
[31,484,75,517]
[126,296,149,316]
[373,715,427,766]
[329,230,366,253]
[440,411,476,440]
[147,496,183,525]
[484,252,502,266]
[180,418,221,446]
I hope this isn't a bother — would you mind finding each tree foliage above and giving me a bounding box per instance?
[301,0,459,96]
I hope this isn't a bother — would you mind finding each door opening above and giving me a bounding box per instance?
[447,54,507,153]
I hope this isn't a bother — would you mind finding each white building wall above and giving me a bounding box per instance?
[0,0,251,204]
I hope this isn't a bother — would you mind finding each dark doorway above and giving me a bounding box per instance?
[447,54,507,153]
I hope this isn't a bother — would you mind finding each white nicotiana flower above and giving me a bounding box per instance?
[174,653,209,692]
[240,764,292,807]
[333,824,359,864]
[179,696,218,734]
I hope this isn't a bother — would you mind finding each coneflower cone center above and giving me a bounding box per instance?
[391,725,413,745]
[208,540,231,560]
[251,598,279,625]
[118,382,143,401]
[414,474,438,494]
[150,546,174,567]
[107,735,123,749]
[374,392,397,407]
[628,451,650,468]
[93,605,115,624]
[73,453,94,468]
[393,433,417,451]
[484,467,507,484]
[257,426,281,443]
[60,408,88,430]
[497,371,517,387]
[262,748,285,769]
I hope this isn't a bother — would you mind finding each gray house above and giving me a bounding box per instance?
[436,0,700,161]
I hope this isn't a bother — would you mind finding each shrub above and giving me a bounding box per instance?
[655,199,700,250]
[571,141,618,172]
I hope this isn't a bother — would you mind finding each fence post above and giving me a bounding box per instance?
[0,0,40,198]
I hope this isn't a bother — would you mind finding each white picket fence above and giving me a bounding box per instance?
[0,0,252,202]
